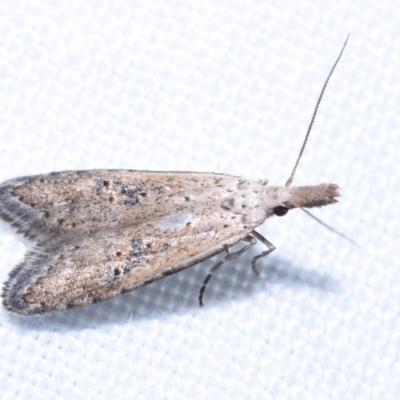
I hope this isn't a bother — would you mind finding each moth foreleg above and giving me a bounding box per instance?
[250,230,276,275]
[199,234,257,306]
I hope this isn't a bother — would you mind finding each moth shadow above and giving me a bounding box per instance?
[201,251,340,306]
[8,248,340,331]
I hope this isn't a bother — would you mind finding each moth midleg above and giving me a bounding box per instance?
[199,234,257,306]
[250,230,276,275]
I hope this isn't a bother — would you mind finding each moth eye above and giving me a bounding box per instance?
[273,205,289,217]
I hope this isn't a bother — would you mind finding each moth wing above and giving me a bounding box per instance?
[2,222,257,316]
[0,170,244,240]
[1,170,269,315]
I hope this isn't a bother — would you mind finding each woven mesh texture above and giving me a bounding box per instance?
[0,1,399,399]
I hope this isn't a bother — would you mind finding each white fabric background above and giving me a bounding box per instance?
[0,1,398,399]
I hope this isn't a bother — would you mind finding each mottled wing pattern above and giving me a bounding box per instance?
[0,170,249,239]
[0,170,267,315]
[3,223,251,315]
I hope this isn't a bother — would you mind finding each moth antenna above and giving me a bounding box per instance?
[300,207,357,246]
[285,34,350,187]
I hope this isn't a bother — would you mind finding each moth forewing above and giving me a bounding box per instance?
[1,172,269,315]
[0,171,263,239]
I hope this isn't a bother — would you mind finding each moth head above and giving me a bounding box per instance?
[262,184,339,217]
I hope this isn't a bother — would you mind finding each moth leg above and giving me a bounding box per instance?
[199,234,257,306]
[250,230,276,275]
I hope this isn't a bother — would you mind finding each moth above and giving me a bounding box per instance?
[0,37,348,316]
